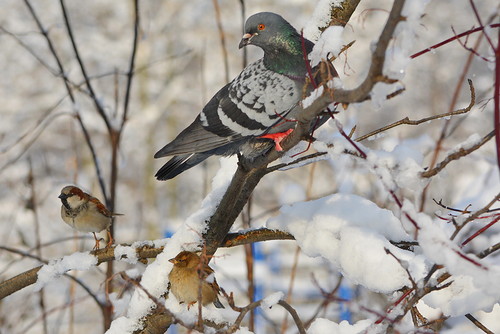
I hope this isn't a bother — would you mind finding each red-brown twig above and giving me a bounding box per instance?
[411,23,499,59]
[461,215,500,247]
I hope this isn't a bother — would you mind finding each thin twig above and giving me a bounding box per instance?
[26,160,48,334]
[419,29,484,211]
[465,313,495,334]
[22,0,108,199]
[461,215,500,247]
[355,79,475,142]
[410,23,499,59]
[421,130,495,178]
[277,300,306,334]
[468,0,495,50]
[450,191,500,240]
[121,0,140,128]
[212,0,230,83]
[59,0,113,133]
[478,242,500,259]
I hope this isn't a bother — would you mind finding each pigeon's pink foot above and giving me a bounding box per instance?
[259,129,293,151]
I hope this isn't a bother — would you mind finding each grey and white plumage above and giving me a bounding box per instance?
[154,12,319,180]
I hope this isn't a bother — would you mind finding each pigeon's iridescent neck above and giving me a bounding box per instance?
[263,33,313,78]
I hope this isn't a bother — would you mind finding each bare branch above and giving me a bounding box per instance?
[122,0,140,128]
[355,79,475,142]
[411,23,500,59]
[0,246,103,308]
[59,0,113,133]
[0,228,297,300]
[450,191,500,240]
[421,130,495,178]
[465,313,495,334]
[22,0,108,199]
[277,300,306,334]
[478,242,500,258]
[212,0,230,83]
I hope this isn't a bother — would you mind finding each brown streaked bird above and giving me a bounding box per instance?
[58,185,121,250]
[168,251,224,309]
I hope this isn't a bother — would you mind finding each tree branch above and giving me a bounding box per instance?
[421,130,495,178]
[355,79,475,142]
[0,228,294,300]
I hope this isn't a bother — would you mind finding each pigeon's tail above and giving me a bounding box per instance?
[155,153,210,180]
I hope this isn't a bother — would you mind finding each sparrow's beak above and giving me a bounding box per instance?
[58,193,68,200]
[169,258,177,264]
[239,33,253,49]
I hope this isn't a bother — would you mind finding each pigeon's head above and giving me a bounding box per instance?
[239,12,299,52]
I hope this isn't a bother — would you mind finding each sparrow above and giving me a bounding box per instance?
[58,185,120,250]
[168,251,224,309]
[154,12,329,180]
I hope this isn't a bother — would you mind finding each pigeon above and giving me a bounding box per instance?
[154,12,320,180]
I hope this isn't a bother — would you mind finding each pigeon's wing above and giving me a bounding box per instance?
[207,60,302,137]
[154,84,244,158]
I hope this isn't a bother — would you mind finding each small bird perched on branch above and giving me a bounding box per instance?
[58,185,120,250]
[154,12,327,180]
[168,251,224,309]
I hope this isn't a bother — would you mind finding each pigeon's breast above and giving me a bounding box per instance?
[222,59,301,136]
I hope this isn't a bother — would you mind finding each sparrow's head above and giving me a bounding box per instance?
[169,251,200,269]
[59,186,88,209]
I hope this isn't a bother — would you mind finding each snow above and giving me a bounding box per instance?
[302,85,324,109]
[34,252,98,291]
[106,157,238,333]
[114,244,139,264]
[423,275,499,316]
[448,133,482,155]
[309,26,345,66]
[416,206,500,316]
[261,291,284,308]
[308,318,372,334]
[267,193,417,293]
[106,317,140,334]
[304,0,344,41]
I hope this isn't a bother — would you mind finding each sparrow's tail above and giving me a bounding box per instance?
[213,297,225,309]
[155,153,210,181]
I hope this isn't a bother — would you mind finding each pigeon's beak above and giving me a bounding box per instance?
[239,33,253,49]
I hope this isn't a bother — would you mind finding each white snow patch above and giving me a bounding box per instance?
[304,0,344,41]
[416,207,500,316]
[106,317,140,333]
[261,291,284,309]
[309,26,344,66]
[302,86,324,109]
[233,327,254,334]
[267,193,414,293]
[114,245,139,264]
[309,318,372,334]
[34,252,98,291]
[448,133,481,155]
[108,158,238,332]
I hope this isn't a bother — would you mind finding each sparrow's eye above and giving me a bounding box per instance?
[257,24,265,31]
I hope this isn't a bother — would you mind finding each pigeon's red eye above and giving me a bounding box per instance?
[257,24,265,31]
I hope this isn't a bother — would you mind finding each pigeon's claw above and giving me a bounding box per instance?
[258,129,293,151]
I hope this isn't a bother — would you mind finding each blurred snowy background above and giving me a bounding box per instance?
[0,0,499,333]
